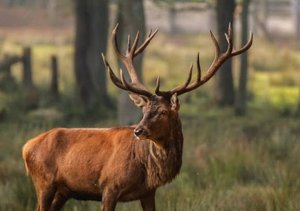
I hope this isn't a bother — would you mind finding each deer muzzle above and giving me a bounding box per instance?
[134,126,150,139]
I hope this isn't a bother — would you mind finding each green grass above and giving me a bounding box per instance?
[0,33,299,210]
[0,114,299,210]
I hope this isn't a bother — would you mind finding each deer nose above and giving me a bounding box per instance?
[134,128,144,137]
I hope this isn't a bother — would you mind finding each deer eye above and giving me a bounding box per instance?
[160,110,167,115]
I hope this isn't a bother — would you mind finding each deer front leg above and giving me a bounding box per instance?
[140,190,156,211]
[101,189,118,211]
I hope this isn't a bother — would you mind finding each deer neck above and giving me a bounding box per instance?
[136,117,183,188]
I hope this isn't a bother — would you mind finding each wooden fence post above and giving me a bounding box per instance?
[0,54,18,79]
[0,54,21,89]
[22,47,39,110]
[22,47,33,88]
[2,54,12,80]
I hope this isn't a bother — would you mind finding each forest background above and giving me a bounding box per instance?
[0,0,299,210]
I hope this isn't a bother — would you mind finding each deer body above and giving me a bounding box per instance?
[23,96,184,211]
[23,123,182,209]
[22,24,252,211]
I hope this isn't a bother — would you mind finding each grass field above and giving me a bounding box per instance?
[0,32,299,210]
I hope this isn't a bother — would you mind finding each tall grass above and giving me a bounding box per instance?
[0,114,299,210]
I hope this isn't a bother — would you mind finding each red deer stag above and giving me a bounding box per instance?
[22,24,252,211]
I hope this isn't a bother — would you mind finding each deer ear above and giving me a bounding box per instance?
[170,93,180,111]
[129,94,148,108]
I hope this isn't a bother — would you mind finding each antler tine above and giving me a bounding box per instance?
[102,52,152,97]
[108,68,125,90]
[134,29,158,56]
[232,32,253,56]
[194,24,241,84]
[155,64,193,97]
[104,25,157,97]
[225,23,233,54]
[127,35,131,54]
[155,76,160,94]
[131,31,140,56]
[155,24,253,97]
[210,30,221,59]
[196,53,202,83]
[225,33,230,44]
[112,24,125,59]
[170,64,193,92]
[102,54,127,90]
[119,69,153,97]
[170,54,202,95]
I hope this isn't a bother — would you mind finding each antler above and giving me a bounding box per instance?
[155,23,253,98]
[102,24,158,98]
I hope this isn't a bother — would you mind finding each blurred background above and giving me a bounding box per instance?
[0,0,299,210]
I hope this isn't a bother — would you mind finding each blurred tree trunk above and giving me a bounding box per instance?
[297,71,300,116]
[252,0,270,40]
[22,47,33,89]
[116,0,146,125]
[47,0,57,24]
[168,5,177,34]
[296,0,300,38]
[74,0,109,113]
[215,0,236,106]
[87,0,109,103]
[50,55,59,100]
[235,0,251,116]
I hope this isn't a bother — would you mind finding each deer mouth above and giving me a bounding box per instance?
[134,133,151,140]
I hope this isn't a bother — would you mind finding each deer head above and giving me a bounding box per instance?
[102,24,253,147]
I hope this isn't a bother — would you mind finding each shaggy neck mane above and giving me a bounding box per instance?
[136,117,183,188]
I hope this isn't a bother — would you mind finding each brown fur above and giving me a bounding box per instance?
[22,96,183,211]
